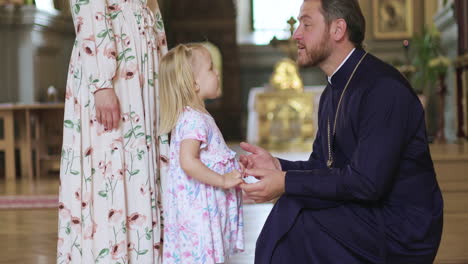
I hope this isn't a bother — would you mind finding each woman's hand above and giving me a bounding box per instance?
[94,88,121,130]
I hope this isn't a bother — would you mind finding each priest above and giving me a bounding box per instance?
[240,0,443,263]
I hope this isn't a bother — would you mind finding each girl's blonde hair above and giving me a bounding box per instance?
[158,43,207,135]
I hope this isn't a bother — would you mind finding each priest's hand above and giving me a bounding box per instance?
[239,142,282,170]
[240,168,286,203]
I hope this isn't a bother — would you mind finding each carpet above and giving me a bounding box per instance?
[0,195,58,209]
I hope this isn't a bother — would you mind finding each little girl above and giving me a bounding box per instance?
[158,43,244,264]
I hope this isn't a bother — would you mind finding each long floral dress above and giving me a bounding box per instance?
[163,107,244,264]
[57,0,169,263]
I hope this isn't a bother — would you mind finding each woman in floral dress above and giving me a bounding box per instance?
[57,0,168,263]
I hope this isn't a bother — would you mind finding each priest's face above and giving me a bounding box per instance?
[293,0,332,67]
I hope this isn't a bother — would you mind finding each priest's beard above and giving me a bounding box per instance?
[297,30,332,68]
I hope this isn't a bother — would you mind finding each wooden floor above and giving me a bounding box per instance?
[1,142,468,264]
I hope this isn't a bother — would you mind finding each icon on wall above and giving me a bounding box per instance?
[373,0,413,39]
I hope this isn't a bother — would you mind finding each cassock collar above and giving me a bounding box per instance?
[328,48,367,89]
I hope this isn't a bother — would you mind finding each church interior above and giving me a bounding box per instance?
[1,0,468,263]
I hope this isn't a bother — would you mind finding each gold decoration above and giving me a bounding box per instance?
[255,90,317,151]
[254,18,320,151]
[269,58,303,92]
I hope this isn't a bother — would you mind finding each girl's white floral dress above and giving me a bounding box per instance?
[57,0,169,263]
[163,107,244,264]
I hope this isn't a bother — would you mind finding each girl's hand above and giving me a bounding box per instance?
[239,162,246,178]
[222,170,243,189]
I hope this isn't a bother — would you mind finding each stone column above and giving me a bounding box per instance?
[0,5,74,103]
[434,4,458,142]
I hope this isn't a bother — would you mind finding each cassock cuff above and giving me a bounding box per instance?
[278,158,295,171]
[285,169,337,197]
[285,170,307,195]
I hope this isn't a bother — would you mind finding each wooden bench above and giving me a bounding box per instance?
[0,103,64,181]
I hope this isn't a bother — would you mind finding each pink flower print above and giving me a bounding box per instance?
[94,12,104,21]
[57,237,64,248]
[81,192,91,209]
[178,224,186,233]
[121,113,130,122]
[110,137,124,151]
[104,42,117,59]
[107,4,121,13]
[164,252,172,259]
[127,213,147,229]
[120,63,138,80]
[74,97,80,115]
[71,216,81,233]
[84,221,98,240]
[182,251,191,258]
[105,161,113,175]
[58,203,71,219]
[202,211,209,220]
[74,188,81,201]
[98,161,113,177]
[68,62,74,75]
[132,113,140,123]
[226,191,235,202]
[140,185,147,195]
[110,141,120,151]
[76,16,84,33]
[127,242,135,250]
[65,86,72,100]
[111,241,126,260]
[84,146,93,157]
[177,184,184,191]
[130,137,146,150]
[81,39,96,56]
[98,160,105,169]
[123,36,131,47]
[108,209,123,224]
[207,249,214,256]
[160,155,169,168]
[117,167,125,180]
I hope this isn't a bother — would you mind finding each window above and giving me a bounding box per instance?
[252,0,302,31]
[248,0,302,44]
[236,0,302,44]
[35,0,56,12]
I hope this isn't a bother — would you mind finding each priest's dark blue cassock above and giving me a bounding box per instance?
[255,48,443,264]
